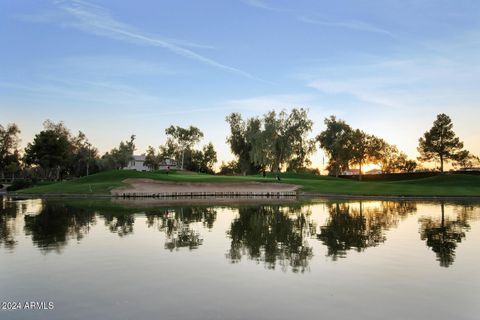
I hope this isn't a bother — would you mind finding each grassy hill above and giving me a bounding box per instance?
[15,170,480,197]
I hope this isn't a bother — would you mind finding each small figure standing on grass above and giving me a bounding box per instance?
[276,173,281,181]
[262,170,266,178]
[166,166,170,175]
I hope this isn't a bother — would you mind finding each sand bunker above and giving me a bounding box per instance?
[111,178,300,195]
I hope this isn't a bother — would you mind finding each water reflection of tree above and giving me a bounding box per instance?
[419,202,474,268]
[23,202,96,252]
[0,199,18,249]
[98,212,135,237]
[318,201,417,260]
[145,207,217,251]
[226,205,315,273]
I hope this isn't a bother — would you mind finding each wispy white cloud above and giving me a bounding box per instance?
[307,54,480,110]
[298,16,394,37]
[242,0,276,11]
[242,1,393,37]
[22,0,258,80]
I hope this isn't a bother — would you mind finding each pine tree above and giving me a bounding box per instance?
[418,114,463,172]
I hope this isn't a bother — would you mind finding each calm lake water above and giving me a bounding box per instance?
[1,196,479,320]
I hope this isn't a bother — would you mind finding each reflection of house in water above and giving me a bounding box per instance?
[124,155,177,171]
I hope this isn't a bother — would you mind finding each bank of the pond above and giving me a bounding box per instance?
[12,170,480,198]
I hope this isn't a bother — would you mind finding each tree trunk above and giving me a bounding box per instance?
[441,202,445,228]
[181,149,185,170]
[359,162,363,181]
[335,158,339,177]
[440,154,444,173]
[86,161,90,176]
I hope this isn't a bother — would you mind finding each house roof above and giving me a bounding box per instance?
[132,155,146,161]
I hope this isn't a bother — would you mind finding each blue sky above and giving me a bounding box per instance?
[1,0,479,169]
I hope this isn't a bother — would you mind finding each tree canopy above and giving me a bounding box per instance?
[418,114,464,172]
[0,123,21,179]
[317,116,416,178]
[100,135,136,170]
[226,108,315,174]
[165,125,203,169]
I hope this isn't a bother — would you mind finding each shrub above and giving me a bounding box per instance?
[6,179,33,191]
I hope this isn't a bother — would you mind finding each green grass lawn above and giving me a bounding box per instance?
[16,170,480,197]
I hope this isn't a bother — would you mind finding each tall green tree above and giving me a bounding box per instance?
[144,146,160,170]
[230,108,314,173]
[418,114,463,172]
[69,131,98,176]
[165,125,203,170]
[225,113,259,175]
[0,123,21,179]
[317,116,354,177]
[101,135,136,170]
[349,130,382,180]
[184,142,218,174]
[201,142,218,173]
[24,130,71,180]
[253,108,314,172]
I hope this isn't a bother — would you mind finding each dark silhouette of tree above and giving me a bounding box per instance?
[316,116,354,177]
[184,142,218,174]
[23,120,100,179]
[23,202,96,252]
[69,131,98,176]
[318,201,417,260]
[225,113,262,175]
[0,199,18,249]
[24,129,71,180]
[226,205,315,273]
[419,202,471,267]
[100,135,136,170]
[317,117,407,178]
[0,123,21,180]
[454,150,479,170]
[349,130,383,180]
[378,143,417,173]
[418,114,463,172]
[145,207,217,251]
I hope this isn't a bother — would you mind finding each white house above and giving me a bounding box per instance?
[125,155,150,171]
[159,158,178,170]
[124,155,178,171]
